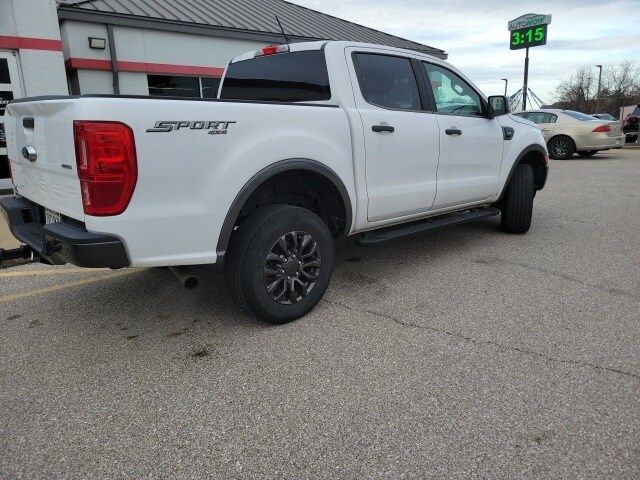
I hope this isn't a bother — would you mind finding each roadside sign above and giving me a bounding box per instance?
[508,13,551,50]
[510,24,547,50]
[508,13,551,110]
[508,13,552,31]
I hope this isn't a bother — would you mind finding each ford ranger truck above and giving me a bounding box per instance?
[1,41,548,323]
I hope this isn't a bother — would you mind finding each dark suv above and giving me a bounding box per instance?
[622,105,639,143]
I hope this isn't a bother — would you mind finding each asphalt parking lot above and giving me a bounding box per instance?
[1,149,639,478]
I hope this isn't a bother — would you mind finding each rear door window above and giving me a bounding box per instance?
[354,53,422,111]
[220,50,331,102]
[527,112,556,124]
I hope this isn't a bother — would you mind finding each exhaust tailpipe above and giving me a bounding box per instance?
[169,266,199,290]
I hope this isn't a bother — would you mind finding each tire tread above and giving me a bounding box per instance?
[501,163,535,234]
[224,205,333,323]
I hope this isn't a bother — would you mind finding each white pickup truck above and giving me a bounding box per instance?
[1,41,548,323]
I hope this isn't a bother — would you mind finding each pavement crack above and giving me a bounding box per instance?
[475,258,640,303]
[323,298,640,382]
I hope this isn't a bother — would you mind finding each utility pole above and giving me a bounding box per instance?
[501,78,508,96]
[522,47,529,110]
[595,64,603,112]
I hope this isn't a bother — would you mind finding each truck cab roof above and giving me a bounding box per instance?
[230,40,445,64]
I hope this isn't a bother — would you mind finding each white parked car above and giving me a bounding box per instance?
[514,109,624,159]
[1,41,548,323]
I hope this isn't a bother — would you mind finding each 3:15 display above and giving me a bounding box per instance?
[510,25,547,50]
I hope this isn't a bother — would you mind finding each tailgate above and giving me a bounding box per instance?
[5,98,84,220]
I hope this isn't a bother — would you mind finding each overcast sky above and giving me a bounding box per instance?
[290,0,640,104]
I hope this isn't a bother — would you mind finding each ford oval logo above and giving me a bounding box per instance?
[22,145,37,162]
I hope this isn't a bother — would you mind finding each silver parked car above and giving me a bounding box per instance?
[515,109,624,159]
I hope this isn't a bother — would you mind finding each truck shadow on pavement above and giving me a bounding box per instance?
[8,217,505,360]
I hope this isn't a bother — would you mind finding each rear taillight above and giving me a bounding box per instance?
[73,121,137,216]
[592,124,611,133]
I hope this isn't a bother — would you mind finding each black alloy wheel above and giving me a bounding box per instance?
[264,231,321,305]
[548,136,575,160]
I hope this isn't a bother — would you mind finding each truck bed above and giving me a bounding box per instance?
[4,95,354,266]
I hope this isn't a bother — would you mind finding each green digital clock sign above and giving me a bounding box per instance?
[510,24,547,50]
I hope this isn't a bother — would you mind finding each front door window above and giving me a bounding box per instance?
[423,63,483,117]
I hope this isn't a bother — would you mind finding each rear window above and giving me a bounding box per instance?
[220,50,331,102]
[564,110,597,121]
[526,112,557,124]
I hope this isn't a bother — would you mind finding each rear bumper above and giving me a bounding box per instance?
[0,196,129,268]
[577,134,625,150]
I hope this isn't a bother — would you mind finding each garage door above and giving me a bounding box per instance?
[1,51,23,192]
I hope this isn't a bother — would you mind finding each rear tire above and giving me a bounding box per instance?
[500,163,535,234]
[225,205,335,324]
[548,136,575,159]
[578,150,598,158]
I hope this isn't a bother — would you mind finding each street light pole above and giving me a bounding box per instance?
[595,64,603,113]
[501,78,508,96]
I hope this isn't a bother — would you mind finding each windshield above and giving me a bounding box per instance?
[220,50,331,102]
[564,110,598,121]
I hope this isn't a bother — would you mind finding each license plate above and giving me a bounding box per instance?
[45,208,62,224]
[616,138,621,145]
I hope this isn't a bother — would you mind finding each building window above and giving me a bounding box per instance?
[0,91,14,116]
[201,77,220,98]
[148,75,200,98]
[147,75,221,99]
[0,59,10,84]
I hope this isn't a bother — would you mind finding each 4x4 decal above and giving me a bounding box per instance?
[146,121,236,134]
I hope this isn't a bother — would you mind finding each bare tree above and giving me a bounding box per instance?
[602,61,640,112]
[552,61,640,116]
[555,67,597,112]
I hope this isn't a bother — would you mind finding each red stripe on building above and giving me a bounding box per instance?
[0,35,62,51]
[65,58,224,77]
[118,61,224,77]
[65,58,113,71]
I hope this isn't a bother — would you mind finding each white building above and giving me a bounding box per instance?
[0,0,445,191]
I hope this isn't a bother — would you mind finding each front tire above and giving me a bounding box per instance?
[225,205,335,324]
[578,150,598,158]
[500,163,535,234]
[548,136,575,160]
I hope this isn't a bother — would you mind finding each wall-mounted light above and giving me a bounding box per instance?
[88,37,106,50]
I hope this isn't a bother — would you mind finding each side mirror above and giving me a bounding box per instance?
[487,95,510,117]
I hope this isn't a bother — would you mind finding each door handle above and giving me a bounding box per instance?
[445,128,462,136]
[372,125,395,133]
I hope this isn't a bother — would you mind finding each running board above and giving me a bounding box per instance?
[358,207,501,246]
